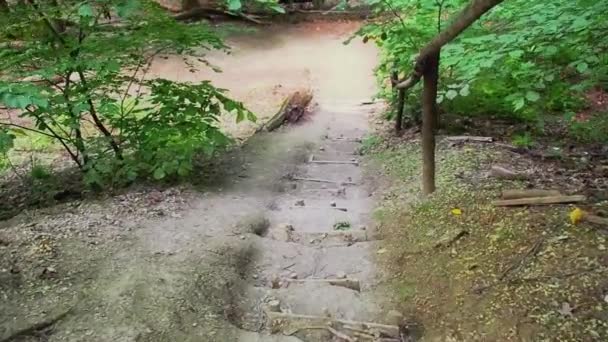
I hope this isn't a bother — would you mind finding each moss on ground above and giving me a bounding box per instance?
[368,136,608,341]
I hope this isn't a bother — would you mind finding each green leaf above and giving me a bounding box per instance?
[271,4,286,13]
[459,85,470,97]
[227,0,242,11]
[508,50,524,59]
[236,110,245,123]
[78,4,94,17]
[525,90,540,102]
[513,97,525,111]
[115,0,140,18]
[576,62,588,73]
[446,90,458,100]
[153,168,165,180]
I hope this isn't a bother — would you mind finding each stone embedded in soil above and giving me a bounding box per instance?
[336,271,347,279]
[288,272,298,279]
[267,300,281,312]
[270,274,281,289]
[386,310,404,326]
[330,201,337,207]
[295,200,305,206]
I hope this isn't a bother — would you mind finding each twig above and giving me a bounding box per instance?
[291,177,357,186]
[493,195,586,207]
[281,262,296,270]
[327,326,354,341]
[289,206,348,212]
[309,160,359,166]
[473,238,544,294]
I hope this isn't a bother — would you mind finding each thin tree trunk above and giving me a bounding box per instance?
[390,70,405,132]
[421,52,440,195]
[395,88,405,132]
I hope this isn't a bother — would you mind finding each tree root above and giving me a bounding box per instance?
[1,307,72,342]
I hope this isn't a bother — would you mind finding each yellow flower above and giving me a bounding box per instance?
[451,208,463,216]
[569,207,584,225]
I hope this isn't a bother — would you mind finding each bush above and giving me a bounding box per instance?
[0,0,255,186]
[356,0,608,127]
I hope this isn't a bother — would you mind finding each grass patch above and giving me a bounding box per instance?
[369,135,608,341]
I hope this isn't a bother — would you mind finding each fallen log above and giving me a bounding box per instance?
[265,310,400,338]
[446,135,493,143]
[260,89,313,132]
[493,195,586,207]
[501,189,562,200]
[174,6,268,24]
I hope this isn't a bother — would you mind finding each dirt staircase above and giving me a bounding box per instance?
[237,102,403,341]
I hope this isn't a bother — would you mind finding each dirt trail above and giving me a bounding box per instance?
[0,21,391,341]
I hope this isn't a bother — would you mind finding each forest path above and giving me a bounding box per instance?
[0,20,393,342]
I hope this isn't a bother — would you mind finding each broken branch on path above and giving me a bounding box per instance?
[258,89,313,132]
[493,195,586,207]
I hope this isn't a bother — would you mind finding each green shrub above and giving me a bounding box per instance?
[568,113,608,144]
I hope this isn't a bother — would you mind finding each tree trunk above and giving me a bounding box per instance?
[0,0,8,12]
[395,88,405,132]
[421,52,440,195]
[390,70,405,132]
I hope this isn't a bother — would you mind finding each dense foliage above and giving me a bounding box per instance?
[358,0,608,139]
[0,0,255,186]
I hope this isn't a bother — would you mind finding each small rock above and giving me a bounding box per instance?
[377,248,387,255]
[336,271,347,279]
[240,235,246,240]
[192,323,198,327]
[288,272,298,279]
[270,274,281,289]
[359,226,366,231]
[267,300,281,312]
[330,201,337,207]
[252,274,258,279]
[319,147,325,151]
[322,307,331,317]
[295,200,305,206]
[558,302,573,317]
[309,239,317,244]
[386,310,404,325]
